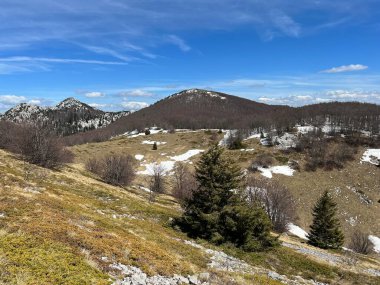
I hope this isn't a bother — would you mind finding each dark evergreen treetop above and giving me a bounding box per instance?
[308,191,344,249]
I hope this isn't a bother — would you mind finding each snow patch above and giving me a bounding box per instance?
[137,161,175,176]
[368,235,380,253]
[134,154,144,161]
[170,149,204,161]
[361,149,380,165]
[244,133,261,140]
[141,140,167,145]
[258,166,295,179]
[287,223,309,240]
[297,125,315,134]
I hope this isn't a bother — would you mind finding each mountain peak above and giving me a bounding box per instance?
[171,89,227,101]
[55,97,90,110]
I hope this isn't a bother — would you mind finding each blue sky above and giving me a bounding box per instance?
[0,0,380,112]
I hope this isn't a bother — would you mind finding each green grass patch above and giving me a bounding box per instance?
[0,232,110,285]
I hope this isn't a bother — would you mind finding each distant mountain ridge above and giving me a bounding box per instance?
[62,88,379,146]
[106,88,293,132]
[0,97,130,136]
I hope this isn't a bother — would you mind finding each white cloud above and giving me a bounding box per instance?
[84,92,105,98]
[28,99,42,105]
[315,98,333,103]
[88,103,109,109]
[166,35,191,52]
[258,97,289,104]
[119,89,154,97]
[121,101,149,110]
[0,95,26,104]
[295,95,313,100]
[326,90,380,99]
[321,64,368,73]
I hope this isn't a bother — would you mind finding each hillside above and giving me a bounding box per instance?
[0,98,129,136]
[1,130,380,284]
[101,89,292,132]
[62,89,380,146]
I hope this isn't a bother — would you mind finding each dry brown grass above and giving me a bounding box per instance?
[0,131,379,284]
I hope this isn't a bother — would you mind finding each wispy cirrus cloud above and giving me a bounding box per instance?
[166,35,191,52]
[0,56,127,65]
[118,89,154,97]
[321,64,368,73]
[1,0,376,56]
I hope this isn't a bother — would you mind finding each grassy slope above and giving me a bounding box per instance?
[0,130,378,284]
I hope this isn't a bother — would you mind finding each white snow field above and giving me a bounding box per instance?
[137,161,176,176]
[141,140,167,145]
[258,166,295,179]
[368,235,380,253]
[287,223,309,240]
[170,149,204,161]
[361,149,380,165]
[137,149,204,175]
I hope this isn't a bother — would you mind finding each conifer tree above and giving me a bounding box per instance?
[308,191,344,249]
[152,142,157,150]
[177,145,241,240]
[176,145,276,250]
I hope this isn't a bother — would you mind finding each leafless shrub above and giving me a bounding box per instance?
[149,164,166,202]
[250,154,274,171]
[15,124,73,169]
[86,154,136,186]
[288,159,300,171]
[209,132,219,144]
[85,157,101,173]
[246,177,297,233]
[173,162,198,202]
[349,230,373,255]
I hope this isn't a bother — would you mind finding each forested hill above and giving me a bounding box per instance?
[62,89,379,145]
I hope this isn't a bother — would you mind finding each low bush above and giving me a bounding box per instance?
[86,154,135,186]
[250,154,274,171]
[349,230,373,255]
[1,122,73,169]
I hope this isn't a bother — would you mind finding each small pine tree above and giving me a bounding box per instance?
[308,191,344,249]
[145,129,151,135]
[152,142,157,150]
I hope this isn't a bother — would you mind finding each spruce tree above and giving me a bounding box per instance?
[308,191,344,249]
[176,145,276,250]
[152,142,157,150]
[177,145,241,241]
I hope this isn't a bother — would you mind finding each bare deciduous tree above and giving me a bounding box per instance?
[149,164,166,202]
[246,177,297,233]
[173,162,198,203]
[349,230,373,255]
[15,124,73,169]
